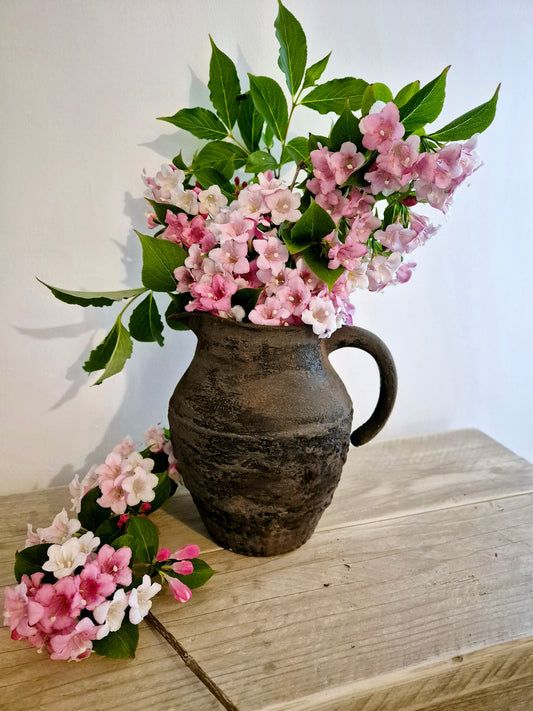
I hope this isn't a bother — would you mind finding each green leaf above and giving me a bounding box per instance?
[301,77,368,115]
[110,533,136,551]
[128,293,164,346]
[245,150,278,174]
[237,93,263,152]
[192,167,234,200]
[360,83,394,116]
[281,136,310,166]
[95,517,123,546]
[14,544,52,583]
[93,619,139,659]
[248,74,289,142]
[263,123,275,150]
[158,107,228,141]
[303,52,331,90]
[171,558,215,589]
[399,66,450,135]
[137,232,187,292]
[394,80,420,108]
[329,103,363,152]
[38,280,146,308]
[274,0,307,96]
[302,242,344,290]
[82,319,133,385]
[146,470,173,514]
[193,141,247,181]
[165,293,191,331]
[283,200,335,254]
[78,486,112,531]
[427,84,500,142]
[231,288,263,315]
[145,199,187,225]
[208,37,241,129]
[308,133,330,152]
[172,152,189,171]
[126,516,159,564]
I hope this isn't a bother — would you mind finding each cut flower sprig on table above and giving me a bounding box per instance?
[3,426,214,661]
[41,1,498,384]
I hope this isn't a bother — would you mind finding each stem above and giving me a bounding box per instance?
[146,612,240,711]
[289,160,304,191]
[117,289,147,319]
[227,130,249,154]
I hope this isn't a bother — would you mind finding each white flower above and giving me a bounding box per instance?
[77,531,100,555]
[122,467,159,507]
[69,466,99,513]
[198,185,228,217]
[171,186,198,215]
[42,537,87,579]
[128,575,162,624]
[94,589,129,636]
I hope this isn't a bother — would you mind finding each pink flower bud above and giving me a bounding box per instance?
[156,548,171,562]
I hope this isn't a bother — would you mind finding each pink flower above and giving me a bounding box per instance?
[376,135,420,183]
[374,223,417,253]
[30,576,83,634]
[172,560,194,575]
[249,296,290,326]
[253,235,289,276]
[156,548,171,562]
[186,273,239,314]
[237,184,268,217]
[276,274,311,318]
[144,425,166,453]
[309,146,336,193]
[328,236,368,270]
[122,467,159,507]
[301,295,337,336]
[329,142,364,184]
[315,189,348,223]
[25,509,81,548]
[172,544,200,560]
[209,239,250,275]
[198,185,228,217]
[48,617,101,661]
[168,578,192,603]
[97,473,129,515]
[363,165,402,196]
[396,261,416,283]
[96,544,132,587]
[112,435,136,457]
[359,102,405,153]
[95,452,132,485]
[76,562,116,611]
[264,188,301,224]
[366,252,402,291]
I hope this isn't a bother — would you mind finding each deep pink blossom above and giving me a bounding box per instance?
[186,273,239,314]
[168,578,192,603]
[48,617,101,661]
[96,544,132,587]
[76,562,116,611]
[329,142,364,184]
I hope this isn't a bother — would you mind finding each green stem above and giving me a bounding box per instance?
[117,289,147,320]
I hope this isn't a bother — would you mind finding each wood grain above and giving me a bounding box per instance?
[1,429,532,711]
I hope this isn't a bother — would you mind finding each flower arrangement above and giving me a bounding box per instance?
[41,1,498,383]
[3,426,213,661]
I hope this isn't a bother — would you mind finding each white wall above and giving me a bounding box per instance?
[1,0,531,495]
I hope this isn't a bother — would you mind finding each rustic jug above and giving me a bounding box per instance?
[168,313,397,556]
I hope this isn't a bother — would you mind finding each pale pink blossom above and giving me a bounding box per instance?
[276,274,311,318]
[144,425,166,453]
[359,102,405,153]
[249,296,290,326]
[128,575,161,624]
[264,188,301,224]
[329,142,364,184]
[374,223,417,253]
[258,170,284,195]
[376,135,420,183]
[396,261,416,283]
[301,295,337,336]
[253,235,289,276]
[366,252,402,291]
[68,465,98,513]
[143,164,185,203]
[171,187,199,215]
[237,184,268,217]
[25,509,81,548]
[95,452,132,485]
[112,435,136,457]
[328,236,368,270]
[97,474,129,514]
[363,165,403,196]
[121,467,159,507]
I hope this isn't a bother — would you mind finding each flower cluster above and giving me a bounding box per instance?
[3,426,213,661]
[42,1,497,382]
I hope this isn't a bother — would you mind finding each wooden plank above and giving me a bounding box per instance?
[138,494,533,709]
[318,428,533,529]
[260,637,533,711]
[2,430,533,710]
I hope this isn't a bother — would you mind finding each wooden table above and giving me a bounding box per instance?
[2,429,533,710]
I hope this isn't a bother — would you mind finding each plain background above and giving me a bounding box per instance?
[1,0,532,494]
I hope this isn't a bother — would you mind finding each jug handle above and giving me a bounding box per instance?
[324,326,398,447]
